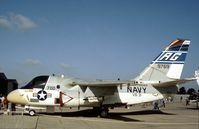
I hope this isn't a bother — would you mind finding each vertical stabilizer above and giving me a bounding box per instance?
[134,39,191,82]
[195,70,199,86]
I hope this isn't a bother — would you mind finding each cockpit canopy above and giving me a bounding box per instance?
[21,76,49,89]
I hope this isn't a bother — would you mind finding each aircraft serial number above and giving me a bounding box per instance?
[157,64,169,69]
[46,86,56,90]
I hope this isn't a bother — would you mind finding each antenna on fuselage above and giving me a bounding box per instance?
[61,74,64,78]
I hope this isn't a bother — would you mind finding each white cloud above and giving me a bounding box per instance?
[0,16,12,28]
[0,13,37,31]
[13,14,37,30]
[23,59,42,66]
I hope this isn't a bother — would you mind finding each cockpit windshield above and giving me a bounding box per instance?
[21,76,49,89]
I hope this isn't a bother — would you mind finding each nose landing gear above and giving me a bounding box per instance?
[29,109,36,116]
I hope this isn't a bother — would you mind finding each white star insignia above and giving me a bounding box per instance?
[38,91,47,100]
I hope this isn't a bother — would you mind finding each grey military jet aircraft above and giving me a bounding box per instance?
[7,39,195,117]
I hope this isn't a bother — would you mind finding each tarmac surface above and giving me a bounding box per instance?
[0,102,198,129]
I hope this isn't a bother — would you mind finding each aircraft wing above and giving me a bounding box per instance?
[69,80,133,87]
[70,78,196,87]
[152,77,196,87]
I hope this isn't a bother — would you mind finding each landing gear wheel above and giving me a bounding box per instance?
[100,108,109,118]
[29,110,36,116]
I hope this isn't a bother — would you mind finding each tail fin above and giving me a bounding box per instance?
[134,39,191,82]
[195,70,199,86]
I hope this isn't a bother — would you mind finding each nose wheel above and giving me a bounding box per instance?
[29,109,36,116]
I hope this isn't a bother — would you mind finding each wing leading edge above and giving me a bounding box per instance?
[69,77,196,87]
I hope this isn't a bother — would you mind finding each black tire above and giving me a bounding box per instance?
[100,109,109,118]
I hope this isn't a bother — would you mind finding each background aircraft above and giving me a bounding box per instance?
[195,70,199,85]
[7,39,194,117]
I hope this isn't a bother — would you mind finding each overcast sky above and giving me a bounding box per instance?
[0,0,199,89]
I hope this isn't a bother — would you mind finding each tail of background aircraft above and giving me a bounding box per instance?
[134,39,191,83]
[195,70,199,86]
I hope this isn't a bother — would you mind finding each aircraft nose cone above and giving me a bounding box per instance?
[7,90,28,105]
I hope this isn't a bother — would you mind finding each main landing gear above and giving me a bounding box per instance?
[93,107,109,118]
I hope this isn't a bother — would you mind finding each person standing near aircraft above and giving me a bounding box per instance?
[0,94,3,110]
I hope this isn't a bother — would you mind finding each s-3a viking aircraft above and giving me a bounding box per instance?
[7,39,194,117]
